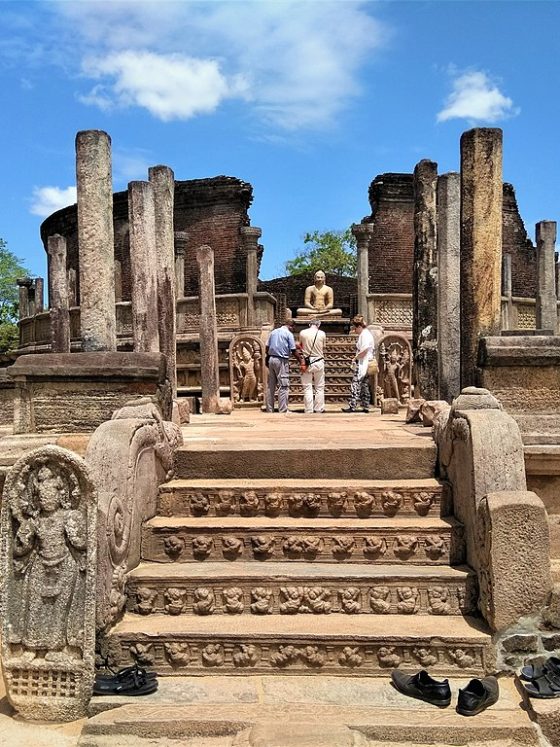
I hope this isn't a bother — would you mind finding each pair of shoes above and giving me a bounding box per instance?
[361,407,370,413]
[93,664,158,696]
[520,656,560,698]
[391,670,499,715]
[341,407,358,413]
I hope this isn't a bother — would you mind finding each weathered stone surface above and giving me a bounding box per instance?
[76,130,116,352]
[0,445,96,721]
[197,245,220,414]
[460,128,503,389]
[174,231,187,298]
[352,222,373,321]
[413,159,438,400]
[437,172,461,402]
[542,582,560,628]
[241,226,262,328]
[85,413,181,631]
[128,180,159,353]
[500,634,538,653]
[149,166,177,398]
[8,352,168,433]
[420,400,448,427]
[47,234,71,353]
[405,399,425,423]
[381,398,399,415]
[478,491,551,631]
[536,220,558,333]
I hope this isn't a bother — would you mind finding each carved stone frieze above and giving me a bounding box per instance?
[0,446,97,721]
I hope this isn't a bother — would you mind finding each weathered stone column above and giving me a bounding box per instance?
[536,221,557,332]
[460,128,503,388]
[128,181,160,353]
[76,130,116,351]
[175,231,187,298]
[413,159,438,400]
[241,226,262,327]
[34,277,44,314]
[16,278,32,319]
[149,165,177,396]
[114,260,122,303]
[352,222,373,321]
[437,172,460,402]
[47,234,70,353]
[197,244,220,413]
[501,254,513,330]
[68,268,77,307]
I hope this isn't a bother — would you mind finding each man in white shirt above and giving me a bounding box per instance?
[342,315,374,413]
[299,320,327,413]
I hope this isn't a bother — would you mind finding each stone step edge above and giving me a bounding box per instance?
[160,477,443,489]
[145,516,459,529]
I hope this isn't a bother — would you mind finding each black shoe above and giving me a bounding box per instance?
[391,669,451,707]
[456,676,499,715]
[341,407,358,413]
[361,408,370,413]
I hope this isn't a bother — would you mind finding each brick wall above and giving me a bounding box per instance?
[502,183,536,297]
[40,176,253,303]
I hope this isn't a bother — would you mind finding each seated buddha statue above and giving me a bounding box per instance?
[296,270,342,317]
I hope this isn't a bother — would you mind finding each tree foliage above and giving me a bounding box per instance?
[285,229,357,277]
[0,238,29,353]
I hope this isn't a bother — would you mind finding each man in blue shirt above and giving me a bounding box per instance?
[265,319,304,413]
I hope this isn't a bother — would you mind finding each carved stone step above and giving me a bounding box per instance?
[103,613,491,677]
[141,517,464,565]
[125,561,477,617]
[157,478,447,519]
[175,441,437,480]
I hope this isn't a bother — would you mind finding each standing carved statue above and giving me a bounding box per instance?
[235,343,258,401]
[378,336,412,405]
[228,333,265,406]
[296,270,342,317]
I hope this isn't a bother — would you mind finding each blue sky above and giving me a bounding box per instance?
[1,0,559,283]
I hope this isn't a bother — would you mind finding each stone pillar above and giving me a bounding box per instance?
[536,221,557,332]
[460,128,503,388]
[196,244,220,413]
[149,165,177,397]
[34,277,44,314]
[68,268,77,307]
[114,260,122,303]
[241,226,262,327]
[413,159,438,400]
[128,181,160,353]
[47,235,71,353]
[175,231,187,298]
[16,278,32,319]
[437,172,461,403]
[76,130,116,351]
[501,254,513,330]
[352,222,373,321]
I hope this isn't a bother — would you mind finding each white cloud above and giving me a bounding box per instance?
[52,1,385,131]
[30,186,77,217]
[81,50,247,121]
[437,70,519,123]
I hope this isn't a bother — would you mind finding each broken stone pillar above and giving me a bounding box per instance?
[413,159,438,400]
[47,234,71,353]
[76,130,116,351]
[149,165,177,397]
[536,221,557,332]
[68,268,77,307]
[352,222,373,321]
[437,173,460,403]
[175,231,187,298]
[501,254,513,330]
[196,244,220,413]
[34,277,44,314]
[241,226,262,327]
[460,128,503,388]
[16,278,32,319]
[128,180,160,353]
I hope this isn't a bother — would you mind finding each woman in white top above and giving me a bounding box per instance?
[342,315,374,413]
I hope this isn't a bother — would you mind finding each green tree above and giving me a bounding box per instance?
[0,238,29,353]
[285,229,357,277]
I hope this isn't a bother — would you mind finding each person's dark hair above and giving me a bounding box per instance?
[351,314,365,328]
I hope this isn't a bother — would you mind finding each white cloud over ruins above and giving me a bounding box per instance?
[437,70,519,124]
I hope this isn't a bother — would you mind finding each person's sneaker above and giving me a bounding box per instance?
[341,407,358,413]
[456,677,499,716]
[361,407,370,413]
[391,669,451,707]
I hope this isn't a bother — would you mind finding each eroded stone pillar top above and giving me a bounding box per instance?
[241,226,262,245]
[46,233,66,258]
[351,222,374,240]
[196,243,213,262]
[174,231,188,254]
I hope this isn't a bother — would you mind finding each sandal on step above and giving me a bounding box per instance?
[521,656,560,683]
[93,668,158,696]
[522,673,560,699]
[95,664,157,685]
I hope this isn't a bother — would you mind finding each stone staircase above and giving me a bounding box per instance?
[103,434,493,679]
[289,334,356,405]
